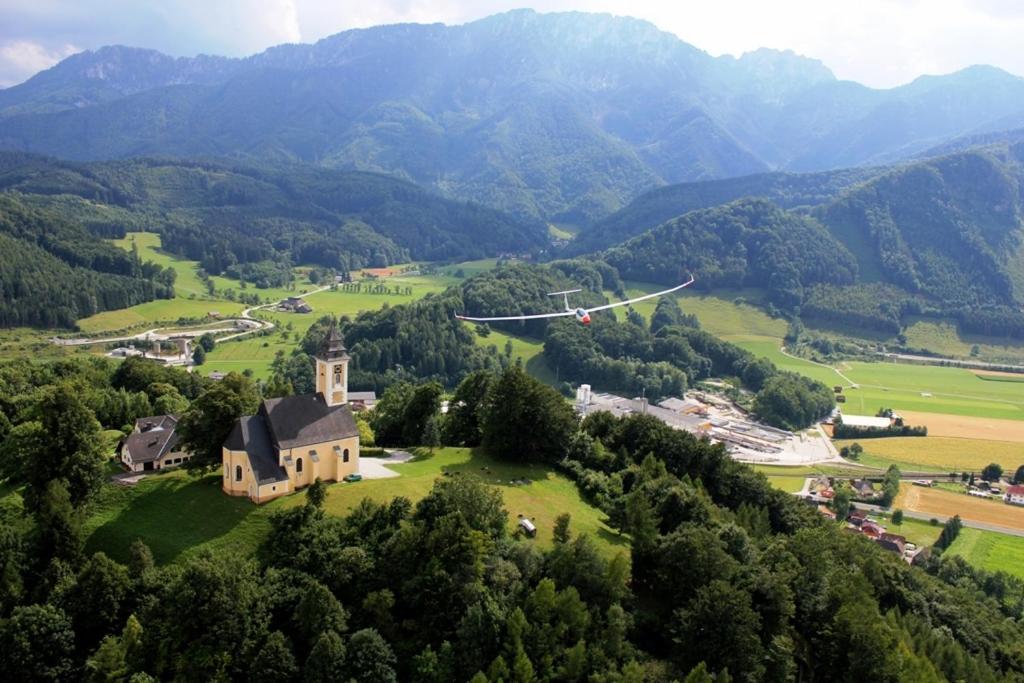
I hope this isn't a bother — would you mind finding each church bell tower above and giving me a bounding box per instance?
[315,326,349,407]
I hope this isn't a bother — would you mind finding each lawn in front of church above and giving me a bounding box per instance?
[78,447,627,566]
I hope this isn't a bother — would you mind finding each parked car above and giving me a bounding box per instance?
[344,473,363,483]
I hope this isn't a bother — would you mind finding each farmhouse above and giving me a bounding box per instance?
[280,296,312,313]
[222,327,360,503]
[121,415,192,472]
[1005,485,1024,506]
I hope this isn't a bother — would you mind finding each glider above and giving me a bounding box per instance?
[456,274,695,326]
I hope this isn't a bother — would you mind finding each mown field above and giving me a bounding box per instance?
[834,437,1023,473]
[894,484,1024,532]
[71,448,627,566]
[945,527,1024,578]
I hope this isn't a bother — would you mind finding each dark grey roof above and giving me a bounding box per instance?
[260,393,358,450]
[319,326,349,361]
[226,415,288,485]
[124,416,181,463]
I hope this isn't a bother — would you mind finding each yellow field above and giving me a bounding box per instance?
[835,436,1023,472]
[899,410,1024,443]
[894,484,1024,532]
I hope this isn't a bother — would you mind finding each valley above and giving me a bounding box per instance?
[3,7,1024,680]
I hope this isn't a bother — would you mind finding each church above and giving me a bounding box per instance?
[222,327,360,503]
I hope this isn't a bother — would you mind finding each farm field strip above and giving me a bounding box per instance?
[834,437,1023,472]
[945,528,1024,578]
[894,484,1024,533]
[898,411,1024,443]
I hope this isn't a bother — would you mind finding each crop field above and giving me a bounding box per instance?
[896,412,1024,445]
[944,528,1024,578]
[834,437,1023,472]
[79,447,624,565]
[894,484,1024,532]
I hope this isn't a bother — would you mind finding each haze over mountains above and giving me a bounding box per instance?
[3,9,1024,223]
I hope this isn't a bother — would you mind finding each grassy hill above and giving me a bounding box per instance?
[73,448,626,566]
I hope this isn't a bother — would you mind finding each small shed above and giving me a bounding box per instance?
[518,518,537,538]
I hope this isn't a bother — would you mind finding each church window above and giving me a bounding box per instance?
[235,465,242,482]
[343,448,350,463]
[296,457,303,473]
[333,364,343,386]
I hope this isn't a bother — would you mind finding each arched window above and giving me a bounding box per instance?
[296,457,303,473]
[235,465,242,482]
[343,448,350,463]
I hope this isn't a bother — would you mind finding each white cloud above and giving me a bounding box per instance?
[0,39,78,87]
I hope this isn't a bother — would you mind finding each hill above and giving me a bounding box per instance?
[3,11,1024,221]
[0,194,175,327]
[0,153,548,303]
[570,166,883,253]
[602,198,858,308]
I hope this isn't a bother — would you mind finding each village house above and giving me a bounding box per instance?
[1005,484,1024,506]
[280,296,312,313]
[347,390,378,411]
[877,532,907,555]
[222,327,359,503]
[121,415,192,472]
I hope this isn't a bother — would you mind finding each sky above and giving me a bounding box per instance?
[1,0,1023,89]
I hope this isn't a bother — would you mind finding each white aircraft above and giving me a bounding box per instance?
[456,274,695,326]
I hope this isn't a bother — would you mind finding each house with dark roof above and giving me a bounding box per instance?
[877,532,907,555]
[121,415,192,472]
[222,327,360,503]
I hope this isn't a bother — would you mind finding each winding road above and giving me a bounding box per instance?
[52,285,332,348]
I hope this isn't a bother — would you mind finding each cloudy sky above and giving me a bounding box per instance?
[1,0,1022,89]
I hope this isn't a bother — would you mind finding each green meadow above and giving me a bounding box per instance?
[945,527,1024,579]
[72,447,626,565]
[618,280,1024,422]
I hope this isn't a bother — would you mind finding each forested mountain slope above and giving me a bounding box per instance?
[571,165,883,253]
[602,198,858,308]
[0,153,548,282]
[0,194,175,327]
[594,144,1024,338]
[2,11,1024,222]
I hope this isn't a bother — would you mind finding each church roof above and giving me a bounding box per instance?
[260,392,358,450]
[225,415,288,485]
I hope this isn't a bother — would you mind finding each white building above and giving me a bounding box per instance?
[1005,485,1024,506]
[838,413,892,429]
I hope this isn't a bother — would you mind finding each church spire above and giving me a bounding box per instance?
[320,325,349,361]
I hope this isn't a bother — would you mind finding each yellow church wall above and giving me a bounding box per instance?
[278,435,360,489]
[222,447,256,497]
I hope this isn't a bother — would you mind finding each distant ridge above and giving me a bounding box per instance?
[1,10,1024,222]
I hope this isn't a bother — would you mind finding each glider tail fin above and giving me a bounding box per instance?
[547,288,582,312]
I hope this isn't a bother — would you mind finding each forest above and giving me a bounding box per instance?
[0,194,175,328]
[601,199,859,310]
[0,153,549,285]
[0,357,1022,681]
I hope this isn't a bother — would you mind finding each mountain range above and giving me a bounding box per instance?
[3,10,1024,223]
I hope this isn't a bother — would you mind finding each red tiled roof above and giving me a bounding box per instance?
[1007,485,1024,496]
